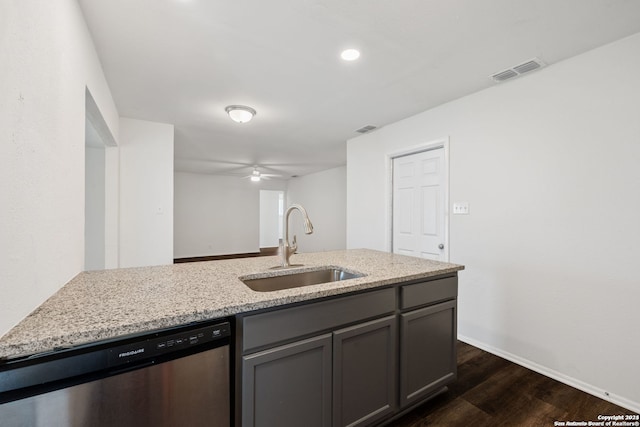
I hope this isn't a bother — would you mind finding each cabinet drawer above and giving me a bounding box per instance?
[400,276,457,310]
[242,288,396,353]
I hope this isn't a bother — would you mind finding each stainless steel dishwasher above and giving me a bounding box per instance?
[0,319,231,427]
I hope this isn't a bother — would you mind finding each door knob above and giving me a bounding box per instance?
[438,243,444,250]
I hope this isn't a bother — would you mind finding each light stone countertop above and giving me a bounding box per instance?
[0,249,464,360]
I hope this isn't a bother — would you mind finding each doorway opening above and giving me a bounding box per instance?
[259,190,284,255]
[84,88,118,270]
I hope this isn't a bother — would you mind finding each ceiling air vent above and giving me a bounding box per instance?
[513,59,542,74]
[490,58,545,83]
[491,69,518,82]
[355,125,377,134]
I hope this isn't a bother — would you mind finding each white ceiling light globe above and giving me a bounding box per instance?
[225,105,256,123]
[340,49,360,61]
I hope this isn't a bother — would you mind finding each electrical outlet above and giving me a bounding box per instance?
[453,202,469,215]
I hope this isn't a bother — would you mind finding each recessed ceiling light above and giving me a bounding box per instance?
[225,105,256,123]
[341,49,360,61]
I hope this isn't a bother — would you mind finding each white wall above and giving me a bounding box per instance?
[174,173,287,258]
[286,166,347,253]
[347,33,640,411]
[0,0,119,337]
[119,118,174,268]
[85,140,119,271]
[104,145,120,269]
[85,145,106,270]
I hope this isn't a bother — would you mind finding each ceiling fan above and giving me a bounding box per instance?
[243,166,281,182]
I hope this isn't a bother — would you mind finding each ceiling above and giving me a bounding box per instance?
[78,0,640,179]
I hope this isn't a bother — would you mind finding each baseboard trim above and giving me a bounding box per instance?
[457,334,640,414]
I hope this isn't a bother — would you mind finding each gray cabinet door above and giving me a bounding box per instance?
[242,334,332,427]
[333,316,397,427]
[400,300,457,408]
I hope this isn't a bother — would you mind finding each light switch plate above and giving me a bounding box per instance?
[453,202,469,215]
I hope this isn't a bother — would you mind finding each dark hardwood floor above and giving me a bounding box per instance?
[173,246,279,263]
[391,341,637,426]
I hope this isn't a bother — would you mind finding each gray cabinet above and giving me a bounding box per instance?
[241,317,397,427]
[333,316,397,427]
[399,300,457,408]
[239,288,396,427]
[242,334,332,427]
[237,274,458,427]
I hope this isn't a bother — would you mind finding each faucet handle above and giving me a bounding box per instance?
[291,235,298,253]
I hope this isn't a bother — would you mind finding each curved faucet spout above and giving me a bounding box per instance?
[280,204,313,268]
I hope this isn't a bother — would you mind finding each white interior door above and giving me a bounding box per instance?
[392,148,447,261]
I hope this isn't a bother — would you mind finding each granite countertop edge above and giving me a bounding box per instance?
[0,249,464,360]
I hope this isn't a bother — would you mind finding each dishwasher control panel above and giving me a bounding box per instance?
[107,322,230,367]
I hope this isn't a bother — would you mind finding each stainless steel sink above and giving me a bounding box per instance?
[240,268,364,292]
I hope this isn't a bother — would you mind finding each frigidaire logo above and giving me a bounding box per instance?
[118,348,144,358]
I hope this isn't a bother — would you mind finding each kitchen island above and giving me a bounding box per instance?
[0,249,464,427]
[0,249,463,360]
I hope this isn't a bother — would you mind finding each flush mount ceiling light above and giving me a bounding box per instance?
[340,48,360,61]
[225,105,256,123]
